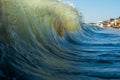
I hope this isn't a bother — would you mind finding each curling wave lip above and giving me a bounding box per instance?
[0,0,120,80]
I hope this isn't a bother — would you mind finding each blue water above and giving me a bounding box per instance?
[1,24,120,80]
[1,0,120,80]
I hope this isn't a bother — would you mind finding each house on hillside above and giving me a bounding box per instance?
[97,17,120,28]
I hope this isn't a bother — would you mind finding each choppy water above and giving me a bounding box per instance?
[1,0,120,80]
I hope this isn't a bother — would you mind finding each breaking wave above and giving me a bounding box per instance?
[1,0,120,80]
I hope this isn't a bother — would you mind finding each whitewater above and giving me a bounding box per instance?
[0,0,120,80]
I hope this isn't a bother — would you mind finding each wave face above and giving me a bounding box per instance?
[1,0,120,80]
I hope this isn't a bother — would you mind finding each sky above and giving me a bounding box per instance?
[63,0,120,23]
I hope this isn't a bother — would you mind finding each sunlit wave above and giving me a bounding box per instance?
[0,0,120,80]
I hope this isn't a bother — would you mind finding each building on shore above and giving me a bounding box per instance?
[97,17,120,28]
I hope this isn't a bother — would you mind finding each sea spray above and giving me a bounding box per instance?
[1,0,120,80]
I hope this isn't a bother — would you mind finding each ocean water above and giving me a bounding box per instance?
[0,0,120,80]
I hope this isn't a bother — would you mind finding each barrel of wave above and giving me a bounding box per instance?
[0,0,82,36]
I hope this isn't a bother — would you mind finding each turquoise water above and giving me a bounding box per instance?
[1,0,120,80]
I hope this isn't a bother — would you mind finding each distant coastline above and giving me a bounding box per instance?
[97,17,120,28]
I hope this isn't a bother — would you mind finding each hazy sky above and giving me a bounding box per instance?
[63,0,120,23]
